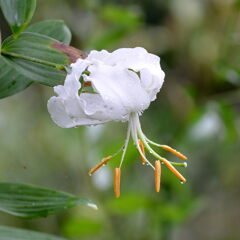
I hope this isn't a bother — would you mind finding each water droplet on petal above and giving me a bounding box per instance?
[180,181,185,184]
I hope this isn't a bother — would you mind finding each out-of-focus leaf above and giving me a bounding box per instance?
[106,193,150,214]
[219,103,238,142]
[101,5,141,25]
[0,183,97,218]
[0,226,66,240]
[214,62,240,86]
[25,20,72,45]
[87,5,142,49]
[156,199,200,223]
[0,0,36,38]
[62,217,103,237]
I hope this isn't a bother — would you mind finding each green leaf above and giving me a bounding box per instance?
[0,55,65,99]
[0,226,66,240]
[63,217,103,237]
[0,0,36,38]
[2,32,70,66]
[25,20,72,45]
[106,193,150,215]
[0,32,85,98]
[11,57,66,86]
[0,183,97,218]
[0,55,32,98]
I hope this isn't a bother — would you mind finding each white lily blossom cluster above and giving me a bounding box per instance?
[48,47,188,197]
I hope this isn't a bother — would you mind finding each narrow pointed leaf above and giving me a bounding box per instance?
[25,20,72,45]
[0,0,36,37]
[0,226,66,240]
[0,183,97,218]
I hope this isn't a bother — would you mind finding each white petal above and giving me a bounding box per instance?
[96,47,165,101]
[140,68,164,101]
[48,92,127,128]
[48,96,111,128]
[80,93,129,122]
[47,97,77,128]
[87,50,110,62]
[88,64,150,114]
[104,47,160,73]
[54,58,89,98]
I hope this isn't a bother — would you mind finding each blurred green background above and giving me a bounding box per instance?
[1,0,240,239]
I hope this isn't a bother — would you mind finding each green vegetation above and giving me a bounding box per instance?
[0,0,239,239]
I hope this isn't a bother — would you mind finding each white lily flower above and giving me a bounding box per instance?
[48,47,188,197]
[48,47,164,127]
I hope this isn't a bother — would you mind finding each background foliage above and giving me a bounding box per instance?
[0,0,240,239]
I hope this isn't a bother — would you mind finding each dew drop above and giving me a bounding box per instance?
[180,181,185,185]
[87,203,98,210]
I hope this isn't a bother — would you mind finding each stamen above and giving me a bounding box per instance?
[161,145,187,160]
[88,156,112,176]
[161,158,187,183]
[119,123,131,168]
[130,114,155,169]
[114,168,121,198]
[138,139,146,165]
[155,160,161,192]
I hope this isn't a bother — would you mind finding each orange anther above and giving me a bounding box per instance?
[138,139,146,164]
[155,160,161,192]
[162,145,188,161]
[161,158,186,183]
[84,81,92,87]
[88,156,112,176]
[114,168,121,198]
